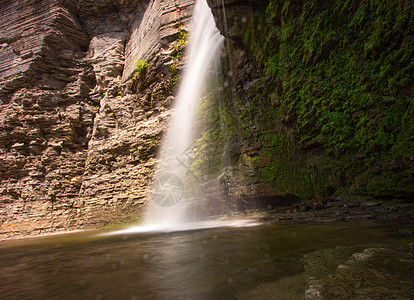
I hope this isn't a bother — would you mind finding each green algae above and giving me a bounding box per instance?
[239,0,413,199]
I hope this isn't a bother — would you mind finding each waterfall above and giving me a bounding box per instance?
[143,0,224,228]
[104,0,259,236]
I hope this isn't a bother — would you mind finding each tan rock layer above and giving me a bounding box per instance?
[0,0,196,239]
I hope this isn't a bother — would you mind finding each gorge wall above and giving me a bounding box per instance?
[0,0,195,238]
[0,0,413,239]
[204,0,413,208]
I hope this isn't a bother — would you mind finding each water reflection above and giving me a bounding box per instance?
[0,220,410,299]
[102,218,262,235]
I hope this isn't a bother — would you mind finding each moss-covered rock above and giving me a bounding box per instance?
[205,0,413,203]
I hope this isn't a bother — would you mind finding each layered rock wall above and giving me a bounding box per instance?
[4,0,411,239]
[0,0,196,239]
[123,0,194,80]
[0,0,90,94]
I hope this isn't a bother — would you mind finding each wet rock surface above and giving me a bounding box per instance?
[236,245,414,300]
[171,215,413,300]
[0,0,195,239]
[204,0,414,211]
[256,197,414,229]
[305,246,414,300]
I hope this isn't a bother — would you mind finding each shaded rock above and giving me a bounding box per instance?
[305,247,414,300]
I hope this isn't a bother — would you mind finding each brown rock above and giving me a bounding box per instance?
[0,0,196,239]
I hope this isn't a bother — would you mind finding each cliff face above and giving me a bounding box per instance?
[1,0,412,238]
[0,0,89,94]
[205,0,413,206]
[0,0,195,238]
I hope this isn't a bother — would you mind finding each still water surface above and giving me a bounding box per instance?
[0,219,411,299]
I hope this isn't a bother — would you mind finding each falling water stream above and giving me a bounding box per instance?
[104,0,258,236]
[107,0,262,236]
[1,1,413,299]
[134,0,232,232]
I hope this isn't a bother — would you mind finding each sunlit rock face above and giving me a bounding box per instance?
[0,0,195,239]
[123,0,194,81]
[77,0,196,231]
[0,0,89,95]
[0,0,95,239]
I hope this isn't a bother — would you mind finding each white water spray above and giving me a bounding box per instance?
[100,0,262,236]
[143,0,224,228]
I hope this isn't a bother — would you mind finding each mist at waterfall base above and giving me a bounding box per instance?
[108,0,253,234]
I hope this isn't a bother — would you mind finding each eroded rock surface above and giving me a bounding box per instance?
[0,0,196,239]
[305,246,414,299]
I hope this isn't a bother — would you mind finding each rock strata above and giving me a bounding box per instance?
[0,0,196,239]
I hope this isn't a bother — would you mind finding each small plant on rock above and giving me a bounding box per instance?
[134,59,148,78]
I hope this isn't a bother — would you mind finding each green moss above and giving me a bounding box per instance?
[102,213,143,229]
[169,25,188,86]
[247,155,260,163]
[133,59,148,78]
[176,25,187,48]
[241,0,413,199]
[190,88,227,178]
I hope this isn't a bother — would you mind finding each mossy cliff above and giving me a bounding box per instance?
[205,0,413,204]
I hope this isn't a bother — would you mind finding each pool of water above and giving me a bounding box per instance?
[0,219,412,299]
